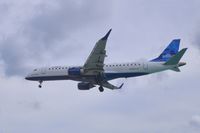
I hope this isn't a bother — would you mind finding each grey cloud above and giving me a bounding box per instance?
[0,36,29,76]
[0,3,10,18]
[18,101,41,111]
[193,30,200,52]
[29,101,41,110]
[150,72,169,82]
[26,0,110,46]
[190,115,200,128]
[1,0,200,133]
[0,0,111,76]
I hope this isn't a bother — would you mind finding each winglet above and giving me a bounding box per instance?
[101,81,124,90]
[119,83,124,89]
[101,29,112,40]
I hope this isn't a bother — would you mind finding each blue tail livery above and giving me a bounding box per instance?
[151,39,180,62]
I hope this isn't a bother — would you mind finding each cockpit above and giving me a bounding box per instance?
[25,68,40,80]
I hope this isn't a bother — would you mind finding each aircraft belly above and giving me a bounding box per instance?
[104,72,149,80]
[27,75,70,81]
[28,75,95,83]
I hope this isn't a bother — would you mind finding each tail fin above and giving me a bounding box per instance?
[164,48,187,65]
[151,39,180,62]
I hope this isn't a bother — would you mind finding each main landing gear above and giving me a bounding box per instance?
[38,81,43,88]
[99,86,104,92]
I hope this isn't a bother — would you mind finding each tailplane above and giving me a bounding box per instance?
[164,48,187,65]
[151,39,180,62]
[164,48,187,72]
[170,67,181,72]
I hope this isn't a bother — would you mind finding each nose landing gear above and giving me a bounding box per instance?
[38,81,43,88]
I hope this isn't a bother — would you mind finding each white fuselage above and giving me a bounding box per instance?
[25,61,175,83]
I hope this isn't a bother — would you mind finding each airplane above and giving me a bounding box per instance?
[25,29,187,92]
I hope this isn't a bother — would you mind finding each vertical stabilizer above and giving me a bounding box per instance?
[151,39,180,62]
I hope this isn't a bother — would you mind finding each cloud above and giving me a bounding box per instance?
[18,101,42,111]
[190,115,200,128]
[193,29,200,52]
[0,0,111,76]
[0,0,200,133]
[25,0,111,46]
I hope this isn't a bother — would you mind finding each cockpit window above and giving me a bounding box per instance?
[33,69,37,71]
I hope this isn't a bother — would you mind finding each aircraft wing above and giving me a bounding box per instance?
[83,29,112,75]
[102,81,124,90]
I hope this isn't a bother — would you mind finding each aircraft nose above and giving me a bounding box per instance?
[25,74,31,80]
[25,76,29,80]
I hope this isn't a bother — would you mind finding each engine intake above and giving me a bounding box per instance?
[78,82,95,90]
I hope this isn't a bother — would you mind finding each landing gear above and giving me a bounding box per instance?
[38,81,43,88]
[99,86,104,92]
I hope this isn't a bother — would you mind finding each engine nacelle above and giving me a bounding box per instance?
[78,82,95,90]
[68,67,84,76]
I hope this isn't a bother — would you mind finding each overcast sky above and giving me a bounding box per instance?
[0,0,200,133]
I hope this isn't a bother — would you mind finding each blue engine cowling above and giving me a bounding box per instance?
[68,67,83,76]
[78,82,95,90]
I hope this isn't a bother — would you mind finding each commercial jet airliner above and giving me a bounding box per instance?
[25,29,187,92]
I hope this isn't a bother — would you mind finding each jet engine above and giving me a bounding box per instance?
[78,82,95,90]
[68,67,84,76]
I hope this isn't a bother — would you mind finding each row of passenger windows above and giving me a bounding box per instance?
[48,67,68,70]
[47,63,141,71]
[105,63,141,67]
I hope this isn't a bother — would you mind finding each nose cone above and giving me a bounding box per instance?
[25,74,32,80]
[25,76,30,80]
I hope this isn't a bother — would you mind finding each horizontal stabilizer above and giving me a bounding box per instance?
[102,81,124,90]
[164,48,187,65]
[170,67,181,72]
